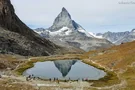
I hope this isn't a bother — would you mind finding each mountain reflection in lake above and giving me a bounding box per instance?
[54,60,77,77]
[23,60,106,80]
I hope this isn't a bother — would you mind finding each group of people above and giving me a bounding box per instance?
[26,74,89,83]
[49,78,60,83]
[26,74,36,81]
[26,74,60,84]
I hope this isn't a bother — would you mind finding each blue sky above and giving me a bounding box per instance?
[11,0,135,33]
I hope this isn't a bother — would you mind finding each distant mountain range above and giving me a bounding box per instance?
[95,29,135,45]
[34,7,113,51]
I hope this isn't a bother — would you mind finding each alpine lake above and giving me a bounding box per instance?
[23,60,106,80]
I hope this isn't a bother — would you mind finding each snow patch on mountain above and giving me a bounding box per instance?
[88,32,103,39]
[49,27,72,36]
[78,29,94,37]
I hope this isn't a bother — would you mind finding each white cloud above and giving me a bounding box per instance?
[11,0,135,33]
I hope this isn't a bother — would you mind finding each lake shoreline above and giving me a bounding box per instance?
[15,54,119,86]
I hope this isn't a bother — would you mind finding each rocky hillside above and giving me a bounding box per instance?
[34,7,113,51]
[85,40,135,70]
[82,40,135,89]
[0,0,63,56]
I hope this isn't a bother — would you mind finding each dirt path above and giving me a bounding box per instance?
[90,79,127,90]
[1,74,92,90]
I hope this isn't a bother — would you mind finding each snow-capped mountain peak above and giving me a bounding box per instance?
[34,7,113,51]
[40,7,94,38]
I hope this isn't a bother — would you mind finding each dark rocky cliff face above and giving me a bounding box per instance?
[0,0,31,35]
[0,0,60,56]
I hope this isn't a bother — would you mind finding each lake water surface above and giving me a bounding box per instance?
[24,60,106,80]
